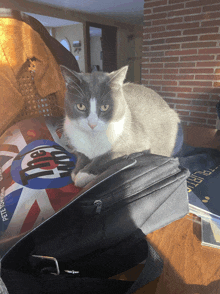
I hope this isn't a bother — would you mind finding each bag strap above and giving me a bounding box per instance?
[1,248,162,294]
[125,243,163,294]
[1,236,163,294]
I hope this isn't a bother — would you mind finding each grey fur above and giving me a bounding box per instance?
[61,65,180,187]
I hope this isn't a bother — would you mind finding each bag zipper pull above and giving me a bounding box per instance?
[94,200,102,214]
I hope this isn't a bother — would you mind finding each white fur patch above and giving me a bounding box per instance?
[87,98,98,128]
[64,116,112,159]
[74,172,96,187]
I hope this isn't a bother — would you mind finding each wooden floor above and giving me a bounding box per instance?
[112,126,220,294]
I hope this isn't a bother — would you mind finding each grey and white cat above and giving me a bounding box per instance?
[60,65,180,187]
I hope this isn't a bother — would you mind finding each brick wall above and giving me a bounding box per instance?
[142,0,220,128]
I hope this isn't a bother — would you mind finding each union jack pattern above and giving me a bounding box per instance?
[0,117,81,254]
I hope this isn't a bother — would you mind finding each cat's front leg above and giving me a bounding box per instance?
[73,153,113,187]
[71,152,91,184]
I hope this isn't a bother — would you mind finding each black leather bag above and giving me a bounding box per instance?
[1,152,189,294]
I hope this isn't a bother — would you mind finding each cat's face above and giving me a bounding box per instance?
[61,66,128,134]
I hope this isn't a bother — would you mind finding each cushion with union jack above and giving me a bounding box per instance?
[0,117,82,255]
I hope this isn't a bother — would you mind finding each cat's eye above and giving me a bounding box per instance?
[100,105,109,112]
[76,103,86,111]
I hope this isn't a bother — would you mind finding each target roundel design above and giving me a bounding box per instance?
[11,140,77,189]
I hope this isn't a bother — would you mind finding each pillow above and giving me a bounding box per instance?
[0,117,82,254]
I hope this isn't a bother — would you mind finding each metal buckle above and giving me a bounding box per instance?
[32,255,60,275]
[32,255,79,276]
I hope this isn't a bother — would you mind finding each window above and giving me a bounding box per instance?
[60,39,71,52]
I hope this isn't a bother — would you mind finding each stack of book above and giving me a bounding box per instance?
[188,165,220,249]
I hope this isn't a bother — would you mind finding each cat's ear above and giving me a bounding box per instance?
[108,66,128,86]
[60,65,82,85]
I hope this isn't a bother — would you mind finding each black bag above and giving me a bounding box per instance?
[0,152,189,294]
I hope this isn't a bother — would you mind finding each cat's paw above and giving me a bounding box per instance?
[74,172,96,187]
[71,171,76,182]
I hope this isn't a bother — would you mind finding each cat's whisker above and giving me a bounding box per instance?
[68,84,84,98]
[69,80,86,97]
[100,87,121,101]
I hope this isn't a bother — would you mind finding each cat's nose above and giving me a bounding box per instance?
[89,123,97,129]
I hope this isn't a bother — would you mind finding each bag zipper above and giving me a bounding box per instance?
[89,167,188,215]
[93,200,102,214]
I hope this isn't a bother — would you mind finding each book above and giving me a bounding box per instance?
[188,164,220,220]
[187,164,220,248]
[201,218,220,249]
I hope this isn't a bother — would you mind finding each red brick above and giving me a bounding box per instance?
[175,104,208,112]
[188,122,215,128]
[142,74,163,80]
[148,85,162,92]
[199,34,220,41]
[203,3,220,12]
[151,56,179,62]
[151,44,181,51]
[192,87,212,93]
[198,48,220,55]
[179,68,214,74]
[166,36,198,44]
[208,107,217,113]
[150,68,179,74]
[191,112,217,119]
[164,74,194,80]
[181,42,217,49]
[179,116,207,123]
[210,94,220,100]
[142,51,164,57]
[143,39,165,46]
[199,0,220,5]
[143,8,152,15]
[183,27,218,36]
[214,69,220,74]
[152,17,183,26]
[177,93,210,100]
[197,61,219,67]
[185,0,202,8]
[179,81,212,87]
[144,26,165,33]
[201,20,220,27]
[158,91,177,97]
[165,49,197,56]
[142,63,164,68]
[142,57,150,63]
[180,55,215,62]
[149,80,178,86]
[177,110,190,116]
[191,100,217,106]
[195,74,220,80]
[153,3,184,13]
[207,88,220,94]
[144,0,167,9]
[151,30,181,39]
[162,86,192,92]
[169,0,185,3]
[164,98,192,105]
[164,62,196,68]
[207,119,217,125]
[167,22,200,31]
[168,7,201,17]
[186,0,220,8]
[143,20,151,27]
[213,81,220,87]
[144,12,167,20]
[185,11,220,22]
